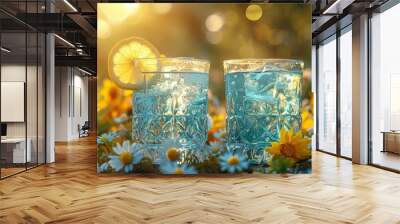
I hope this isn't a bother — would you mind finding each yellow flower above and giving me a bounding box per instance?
[100,79,121,103]
[301,110,314,132]
[98,79,133,119]
[310,94,314,114]
[266,128,311,161]
[212,113,226,130]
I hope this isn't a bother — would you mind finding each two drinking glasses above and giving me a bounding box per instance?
[132,58,303,165]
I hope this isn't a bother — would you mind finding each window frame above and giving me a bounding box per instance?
[315,24,353,160]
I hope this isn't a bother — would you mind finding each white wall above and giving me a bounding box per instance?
[1,65,36,138]
[54,67,89,141]
[1,65,26,140]
[72,73,89,138]
[55,67,69,141]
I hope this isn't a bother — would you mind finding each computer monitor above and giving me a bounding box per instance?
[1,123,7,137]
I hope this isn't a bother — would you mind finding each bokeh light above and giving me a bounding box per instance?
[98,3,311,113]
[205,14,224,32]
[246,5,263,21]
[97,4,313,163]
[101,4,140,24]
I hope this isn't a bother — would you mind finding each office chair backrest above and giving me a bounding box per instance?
[82,121,90,129]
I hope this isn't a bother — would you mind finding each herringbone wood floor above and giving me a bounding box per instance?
[1,137,400,224]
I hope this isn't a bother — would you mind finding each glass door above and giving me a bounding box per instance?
[1,30,28,178]
[370,3,400,171]
[0,1,46,179]
[339,27,352,158]
[27,30,38,170]
[317,36,337,154]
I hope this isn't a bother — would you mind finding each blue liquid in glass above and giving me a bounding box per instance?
[132,72,208,162]
[225,71,302,163]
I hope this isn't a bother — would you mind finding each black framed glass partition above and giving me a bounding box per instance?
[0,30,28,177]
[316,24,353,159]
[370,2,400,172]
[0,1,46,179]
[314,1,400,171]
[339,26,352,159]
[317,35,337,155]
[316,0,400,171]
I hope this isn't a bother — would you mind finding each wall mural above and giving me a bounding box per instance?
[97,3,313,175]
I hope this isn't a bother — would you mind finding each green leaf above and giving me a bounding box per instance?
[268,155,295,174]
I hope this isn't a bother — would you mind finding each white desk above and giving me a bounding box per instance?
[1,138,31,163]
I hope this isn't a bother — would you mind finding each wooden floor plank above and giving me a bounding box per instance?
[0,136,400,224]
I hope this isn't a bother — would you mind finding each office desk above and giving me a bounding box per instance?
[381,131,400,154]
[1,138,31,163]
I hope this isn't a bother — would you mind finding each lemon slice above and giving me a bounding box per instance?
[108,37,160,90]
